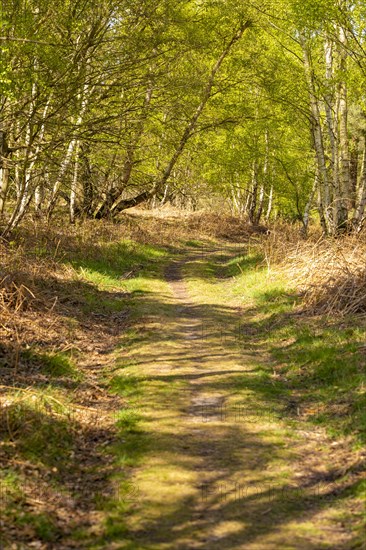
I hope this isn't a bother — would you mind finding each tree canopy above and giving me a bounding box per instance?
[1,0,366,235]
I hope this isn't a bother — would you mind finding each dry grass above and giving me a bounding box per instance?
[3,211,366,348]
[261,224,366,316]
[1,211,365,547]
[127,207,259,241]
[0,209,254,398]
[0,217,146,547]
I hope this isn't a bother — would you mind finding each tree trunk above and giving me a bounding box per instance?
[34,180,44,217]
[316,164,328,235]
[160,184,169,206]
[2,85,46,233]
[302,174,317,236]
[265,185,273,222]
[230,184,241,216]
[70,140,80,223]
[337,26,350,229]
[254,186,265,224]
[80,143,93,217]
[324,38,342,228]
[254,130,269,225]
[0,130,10,215]
[349,136,359,209]
[47,87,89,219]
[300,34,332,234]
[248,160,258,224]
[352,132,366,231]
[93,81,154,218]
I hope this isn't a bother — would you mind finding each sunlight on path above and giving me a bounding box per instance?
[110,248,355,550]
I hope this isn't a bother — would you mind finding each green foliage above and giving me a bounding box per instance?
[1,0,365,228]
[290,0,337,31]
[224,251,366,446]
[22,349,81,379]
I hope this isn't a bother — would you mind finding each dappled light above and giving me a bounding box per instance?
[1,0,366,545]
[1,212,365,549]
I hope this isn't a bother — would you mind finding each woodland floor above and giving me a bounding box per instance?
[0,212,365,549]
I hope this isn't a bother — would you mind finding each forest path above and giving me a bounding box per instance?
[106,244,356,550]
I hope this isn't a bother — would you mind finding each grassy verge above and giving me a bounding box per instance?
[183,241,366,446]
[0,219,171,547]
[182,240,366,547]
[1,216,365,547]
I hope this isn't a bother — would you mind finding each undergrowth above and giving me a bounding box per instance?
[1,212,365,547]
[210,241,366,448]
[0,214,171,547]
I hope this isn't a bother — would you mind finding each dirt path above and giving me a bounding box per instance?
[109,248,361,550]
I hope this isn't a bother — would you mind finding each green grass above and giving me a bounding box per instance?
[116,407,144,433]
[97,365,151,544]
[0,470,61,544]
[185,239,207,248]
[67,241,170,322]
[180,245,365,547]
[184,248,366,447]
[1,235,171,545]
[22,349,82,379]
[66,238,366,549]
[16,511,61,541]
[267,322,366,443]
[69,241,168,289]
[90,240,366,549]
[225,252,264,276]
[219,252,366,446]
[3,227,365,548]
[109,373,145,398]
[1,390,76,468]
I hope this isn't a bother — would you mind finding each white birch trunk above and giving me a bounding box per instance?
[255,130,269,224]
[302,175,317,235]
[300,34,332,233]
[160,183,169,206]
[69,140,81,223]
[265,186,273,222]
[353,134,366,231]
[324,37,341,227]
[47,87,89,217]
[2,80,38,233]
[338,26,350,227]
[34,182,44,215]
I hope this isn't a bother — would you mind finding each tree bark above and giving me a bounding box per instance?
[70,140,81,223]
[248,159,259,224]
[47,86,89,219]
[302,174,317,236]
[265,185,273,222]
[324,38,341,227]
[352,132,366,231]
[93,81,154,218]
[254,129,269,224]
[0,130,10,215]
[337,26,351,228]
[80,143,93,217]
[300,34,332,234]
